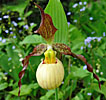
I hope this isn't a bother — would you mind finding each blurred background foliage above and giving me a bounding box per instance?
[0,0,106,100]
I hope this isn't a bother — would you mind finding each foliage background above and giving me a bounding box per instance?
[0,0,106,100]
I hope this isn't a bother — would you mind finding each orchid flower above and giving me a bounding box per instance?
[18,3,101,96]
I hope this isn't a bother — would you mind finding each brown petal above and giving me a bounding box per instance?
[52,43,71,55]
[70,52,101,90]
[34,3,57,43]
[18,44,47,96]
[54,43,101,90]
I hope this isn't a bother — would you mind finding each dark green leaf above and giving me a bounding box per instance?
[3,0,29,16]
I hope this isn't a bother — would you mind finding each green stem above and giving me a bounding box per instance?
[55,88,58,100]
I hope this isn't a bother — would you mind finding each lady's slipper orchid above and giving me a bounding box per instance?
[36,46,64,89]
[18,3,101,96]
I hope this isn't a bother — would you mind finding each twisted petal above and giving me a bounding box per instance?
[18,44,47,96]
[53,43,101,89]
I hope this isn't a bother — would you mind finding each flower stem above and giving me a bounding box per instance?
[55,88,58,100]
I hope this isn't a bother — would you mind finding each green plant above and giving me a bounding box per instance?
[0,0,106,100]
[18,3,101,100]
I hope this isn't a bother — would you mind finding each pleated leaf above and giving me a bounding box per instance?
[45,0,68,44]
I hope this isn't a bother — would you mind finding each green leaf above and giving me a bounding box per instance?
[9,83,39,96]
[24,11,33,18]
[69,24,85,54]
[72,92,84,100]
[0,52,10,72]
[82,24,92,33]
[0,82,8,90]
[100,58,106,78]
[6,45,20,66]
[0,39,10,46]
[87,20,106,36]
[0,26,1,34]
[58,91,64,99]
[62,80,77,100]
[95,96,100,100]
[40,90,55,100]
[45,0,68,44]
[62,66,89,90]
[0,50,20,81]
[20,35,44,44]
[3,0,29,16]
[96,48,104,56]
[70,66,89,78]
[5,94,12,100]
[91,83,106,98]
